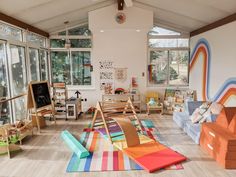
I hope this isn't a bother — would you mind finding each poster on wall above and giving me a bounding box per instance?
[130,77,139,94]
[99,60,114,94]
[114,68,127,83]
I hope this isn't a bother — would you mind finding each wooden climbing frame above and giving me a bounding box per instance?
[90,97,143,144]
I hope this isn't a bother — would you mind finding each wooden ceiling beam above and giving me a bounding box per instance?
[0,12,49,37]
[117,0,124,10]
[190,13,236,37]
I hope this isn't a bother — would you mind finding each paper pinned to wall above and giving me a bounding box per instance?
[114,68,127,82]
[11,47,20,64]
[99,60,114,93]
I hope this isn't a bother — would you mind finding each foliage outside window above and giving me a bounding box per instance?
[50,24,92,86]
[148,26,189,86]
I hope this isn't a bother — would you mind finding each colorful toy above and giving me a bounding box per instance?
[90,98,186,173]
[61,130,90,159]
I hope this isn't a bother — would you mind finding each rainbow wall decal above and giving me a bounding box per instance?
[190,38,236,105]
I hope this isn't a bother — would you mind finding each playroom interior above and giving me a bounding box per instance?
[0,0,236,176]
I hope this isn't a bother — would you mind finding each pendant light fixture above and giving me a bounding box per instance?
[64,21,71,49]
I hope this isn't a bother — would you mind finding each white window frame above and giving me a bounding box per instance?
[49,23,94,90]
[147,26,190,88]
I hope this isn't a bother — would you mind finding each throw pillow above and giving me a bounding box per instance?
[191,102,211,124]
[191,108,202,123]
[228,114,236,134]
[209,102,224,115]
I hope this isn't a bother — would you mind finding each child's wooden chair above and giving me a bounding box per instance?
[146,91,163,115]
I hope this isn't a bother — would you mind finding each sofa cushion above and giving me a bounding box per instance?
[228,114,236,134]
[173,111,189,129]
[185,121,201,144]
[216,107,236,129]
[185,121,201,135]
[190,102,211,124]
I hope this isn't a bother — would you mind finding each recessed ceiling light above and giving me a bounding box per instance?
[136,29,141,32]
[100,30,104,33]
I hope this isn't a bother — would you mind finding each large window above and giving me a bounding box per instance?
[0,41,10,125]
[51,51,71,85]
[148,26,189,86]
[9,45,27,121]
[26,32,46,47]
[29,48,40,81]
[0,22,22,41]
[50,24,92,86]
[39,50,49,81]
[0,21,49,123]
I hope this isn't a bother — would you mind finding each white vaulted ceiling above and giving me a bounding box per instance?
[0,0,235,33]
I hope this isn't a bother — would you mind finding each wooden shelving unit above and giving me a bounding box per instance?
[52,83,67,119]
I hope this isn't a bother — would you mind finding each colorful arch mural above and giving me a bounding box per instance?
[190,38,236,105]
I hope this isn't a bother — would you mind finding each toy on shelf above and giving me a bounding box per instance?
[146,92,163,115]
[163,89,197,114]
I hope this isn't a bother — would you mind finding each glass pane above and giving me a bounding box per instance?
[39,50,48,80]
[70,39,92,48]
[68,25,91,36]
[0,42,10,124]
[9,45,27,121]
[149,38,189,48]
[0,22,22,41]
[50,39,65,48]
[169,50,189,85]
[27,32,46,47]
[149,26,180,36]
[149,51,168,85]
[71,51,91,85]
[29,48,40,81]
[51,51,71,84]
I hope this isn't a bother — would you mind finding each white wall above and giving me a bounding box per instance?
[68,5,154,111]
[190,21,236,106]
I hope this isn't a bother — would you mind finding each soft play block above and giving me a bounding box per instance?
[61,130,90,158]
[123,141,186,173]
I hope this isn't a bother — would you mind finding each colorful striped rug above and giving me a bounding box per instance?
[66,119,183,172]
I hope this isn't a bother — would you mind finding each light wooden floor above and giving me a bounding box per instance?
[0,114,236,177]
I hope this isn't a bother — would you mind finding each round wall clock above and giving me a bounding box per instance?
[115,12,126,24]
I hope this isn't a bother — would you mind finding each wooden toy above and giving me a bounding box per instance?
[90,98,143,144]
